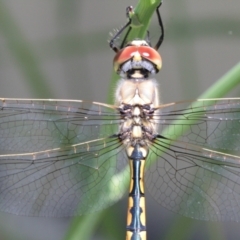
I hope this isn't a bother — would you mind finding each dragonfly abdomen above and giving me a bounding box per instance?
[126,144,147,240]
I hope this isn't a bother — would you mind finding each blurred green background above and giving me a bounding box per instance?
[0,0,240,239]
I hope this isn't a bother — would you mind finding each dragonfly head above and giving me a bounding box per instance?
[113,40,162,79]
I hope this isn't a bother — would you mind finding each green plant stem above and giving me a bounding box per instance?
[198,62,240,99]
[65,1,162,240]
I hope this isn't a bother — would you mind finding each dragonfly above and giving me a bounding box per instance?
[0,3,240,240]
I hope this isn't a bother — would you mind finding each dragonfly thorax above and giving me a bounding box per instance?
[113,40,162,79]
[115,77,160,155]
[115,78,159,107]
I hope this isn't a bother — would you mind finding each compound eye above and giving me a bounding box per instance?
[113,46,137,72]
[137,46,162,70]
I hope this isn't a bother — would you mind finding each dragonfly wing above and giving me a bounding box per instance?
[156,99,240,150]
[0,99,129,216]
[0,99,121,152]
[146,98,240,221]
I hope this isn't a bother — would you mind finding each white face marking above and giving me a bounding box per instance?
[130,51,140,57]
[142,52,149,57]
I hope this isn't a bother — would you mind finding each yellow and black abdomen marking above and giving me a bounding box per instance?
[126,144,147,240]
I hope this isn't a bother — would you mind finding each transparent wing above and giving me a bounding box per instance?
[146,98,240,221]
[0,99,128,217]
[1,98,240,221]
